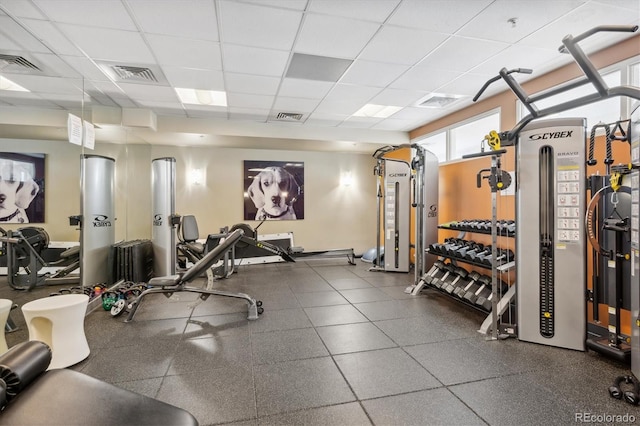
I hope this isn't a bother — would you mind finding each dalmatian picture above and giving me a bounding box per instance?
[244,161,304,221]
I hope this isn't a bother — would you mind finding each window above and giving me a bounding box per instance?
[413,110,501,163]
[450,113,500,160]
[419,131,446,163]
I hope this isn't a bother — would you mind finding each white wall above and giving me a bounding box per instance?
[151,145,378,254]
[1,139,379,255]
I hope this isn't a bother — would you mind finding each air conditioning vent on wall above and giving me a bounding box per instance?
[275,112,304,121]
[0,53,41,73]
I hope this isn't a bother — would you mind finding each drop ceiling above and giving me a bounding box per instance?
[0,0,638,152]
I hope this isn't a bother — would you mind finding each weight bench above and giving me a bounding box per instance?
[125,229,263,322]
[0,341,198,425]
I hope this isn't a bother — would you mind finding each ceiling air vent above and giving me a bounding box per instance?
[417,93,464,109]
[275,112,304,122]
[0,54,41,73]
[111,65,158,83]
[96,61,169,86]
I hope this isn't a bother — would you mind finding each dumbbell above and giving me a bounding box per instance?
[465,244,490,262]
[460,271,484,301]
[431,263,457,289]
[444,239,471,256]
[443,266,470,294]
[424,261,449,286]
[440,267,466,293]
[455,242,480,258]
[423,260,446,285]
[475,278,510,311]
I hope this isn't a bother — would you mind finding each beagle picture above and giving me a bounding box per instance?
[0,160,40,224]
[247,166,300,220]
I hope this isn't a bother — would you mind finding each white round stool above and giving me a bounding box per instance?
[21,294,90,369]
[0,299,13,354]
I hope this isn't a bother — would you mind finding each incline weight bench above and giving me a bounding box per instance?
[125,229,263,322]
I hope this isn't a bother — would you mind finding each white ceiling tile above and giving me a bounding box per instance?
[21,19,83,56]
[389,0,493,33]
[592,0,640,12]
[162,66,225,91]
[6,74,83,94]
[0,15,50,53]
[227,92,274,109]
[2,92,61,108]
[306,112,345,126]
[324,83,381,104]
[339,116,380,128]
[219,1,302,50]
[470,44,560,77]
[371,117,416,131]
[273,96,320,113]
[520,2,640,51]
[340,60,409,87]
[32,53,82,79]
[222,44,290,77]
[369,88,427,107]
[359,26,449,65]
[295,13,380,58]
[314,97,368,115]
[278,78,334,99]
[127,0,218,41]
[185,107,228,119]
[62,56,112,82]
[458,1,586,44]
[113,98,137,108]
[118,83,179,102]
[56,24,155,63]
[390,67,462,91]
[240,0,308,10]
[146,34,222,70]
[225,73,281,96]
[0,0,47,19]
[86,80,128,98]
[228,107,269,121]
[0,23,22,50]
[435,73,493,97]
[389,106,432,120]
[419,36,508,73]
[34,0,137,30]
[308,0,400,23]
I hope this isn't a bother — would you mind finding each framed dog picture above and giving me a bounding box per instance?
[244,160,304,221]
[0,153,45,224]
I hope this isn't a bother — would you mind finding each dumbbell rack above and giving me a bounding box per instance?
[410,219,516,335]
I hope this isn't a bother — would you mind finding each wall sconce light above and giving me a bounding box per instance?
[340,171,353,187]
[189,168,204,185]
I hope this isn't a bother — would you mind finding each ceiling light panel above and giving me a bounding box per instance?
[286,53,353,82]
[295,14,380,58]
[0,76,29,91]
[219,1,302,50]
[175,88,227,106]
[353,103,401,118]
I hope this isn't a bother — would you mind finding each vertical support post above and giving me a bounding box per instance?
[80,154,116,288]
[152,157,177,277]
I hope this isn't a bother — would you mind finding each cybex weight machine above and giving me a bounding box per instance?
[371,144,439,286]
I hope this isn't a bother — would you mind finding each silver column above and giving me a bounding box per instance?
[516,118,586,351]
[80,154,116,287]
[630,103,640,377]
[384,159,411,272]
[152,157,176,277]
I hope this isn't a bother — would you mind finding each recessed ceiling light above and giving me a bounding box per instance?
[353,104,402,118]
[0,75,29,92]
[175,88,227,106]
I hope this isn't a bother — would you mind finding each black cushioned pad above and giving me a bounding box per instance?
[0,369,198,426]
